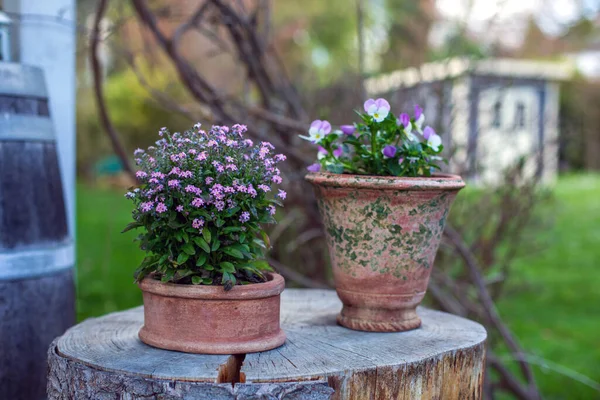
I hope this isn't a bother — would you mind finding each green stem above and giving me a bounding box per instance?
[370,125,379,171]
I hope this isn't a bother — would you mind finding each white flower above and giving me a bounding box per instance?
[427,134,442,152]
[364,98,391,123]
[300,119,332,143]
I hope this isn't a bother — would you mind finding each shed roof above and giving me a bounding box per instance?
[365,58,573,95]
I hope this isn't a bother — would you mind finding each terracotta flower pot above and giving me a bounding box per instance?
[306,173,465,332]
[138,273,286,354]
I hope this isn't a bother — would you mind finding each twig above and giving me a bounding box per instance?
[90,0,135,179]
[444,224,540,399]
[268,257,331,290]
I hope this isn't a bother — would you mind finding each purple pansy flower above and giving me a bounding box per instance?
[397,113,412,134]
[318,146,343,158]
[382,145,397,159]
[300,120,332,143]
[364,98,391,122]
[423,126,435,140]
[423,125,442,151]
[414,104,425,129]
[307,163,321,173]
[340,125,356,135]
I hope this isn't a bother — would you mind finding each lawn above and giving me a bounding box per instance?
[75,174,600,399]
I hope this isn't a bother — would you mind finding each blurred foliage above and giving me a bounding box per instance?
[272,0,435,84]
[559,78,600,171]
[272,0,359,85]
[77,61,190,177]
[429,30,487,61]
[380,0,434,70]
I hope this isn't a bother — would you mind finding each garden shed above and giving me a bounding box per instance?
[365,58,572,184]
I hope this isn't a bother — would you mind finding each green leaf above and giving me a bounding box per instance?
[202,227,211,244]
[176,252,190,265]
[168,220,185,229]
[261,232,271,249]
[204,264,215,271]
[176,269,194,280]
[326,163,345,174]
[175,231,183,242]
[161,269,175,282]
[222,226,243,234]
[202,278,213,285]
[195,253,207,267]
[182,242,196,255]
[225,206,241,217]
[216,219,225,227]
[251,259,273,271]
[253,238,266,249]
[211,239,221,251]
[223,247,244,259]
[122,221,143,233]
[192,276,202,285]
[222,272,236,291]
[259,214,276,224]
[386,158,403,176]
[220,261,235,273]
[193,237,211,253]
[248,204,258,217]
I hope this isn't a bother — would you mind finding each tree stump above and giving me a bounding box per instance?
[48,289,486,399]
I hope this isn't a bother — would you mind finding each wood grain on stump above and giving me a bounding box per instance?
[48,289,486,400]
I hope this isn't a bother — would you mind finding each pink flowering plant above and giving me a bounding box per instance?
[301,98,446,176]
[124,123,286,290]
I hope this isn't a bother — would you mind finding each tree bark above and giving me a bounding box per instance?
[48,289,486,399]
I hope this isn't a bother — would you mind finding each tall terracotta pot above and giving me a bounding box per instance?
[306,173,465,332]
[138,273,286,354]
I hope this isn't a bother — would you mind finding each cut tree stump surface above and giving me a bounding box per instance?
[48,289,487,399]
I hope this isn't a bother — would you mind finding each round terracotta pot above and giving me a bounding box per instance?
[306,173,465,332]
[137,273,286,354]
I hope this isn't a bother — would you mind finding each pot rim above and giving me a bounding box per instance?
[138,272,284,300]
[305,172,465,191]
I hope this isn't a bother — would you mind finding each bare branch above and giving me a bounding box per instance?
[90,0,136,179]
[268,257,331,290]
[444,224,540,398]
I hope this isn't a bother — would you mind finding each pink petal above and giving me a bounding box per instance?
[423,126,435,140]
[310,119,323,130]
[363,99,376,113]
[375,98,390,112]
[321,121,332,135]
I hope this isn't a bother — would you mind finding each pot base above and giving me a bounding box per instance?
[139,326,286,355]
[337,305,422,332]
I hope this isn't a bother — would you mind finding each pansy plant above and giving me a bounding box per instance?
[302,99,446,176]
[124,124,286,290]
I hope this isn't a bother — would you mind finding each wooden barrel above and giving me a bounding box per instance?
[0,62,75,400]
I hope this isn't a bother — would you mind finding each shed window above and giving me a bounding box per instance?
[515,102,526,128]
[492,101,502,128]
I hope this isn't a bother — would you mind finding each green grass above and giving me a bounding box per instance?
[76,184,144,320]
[75,175,600,398]
[496,174,600,399]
